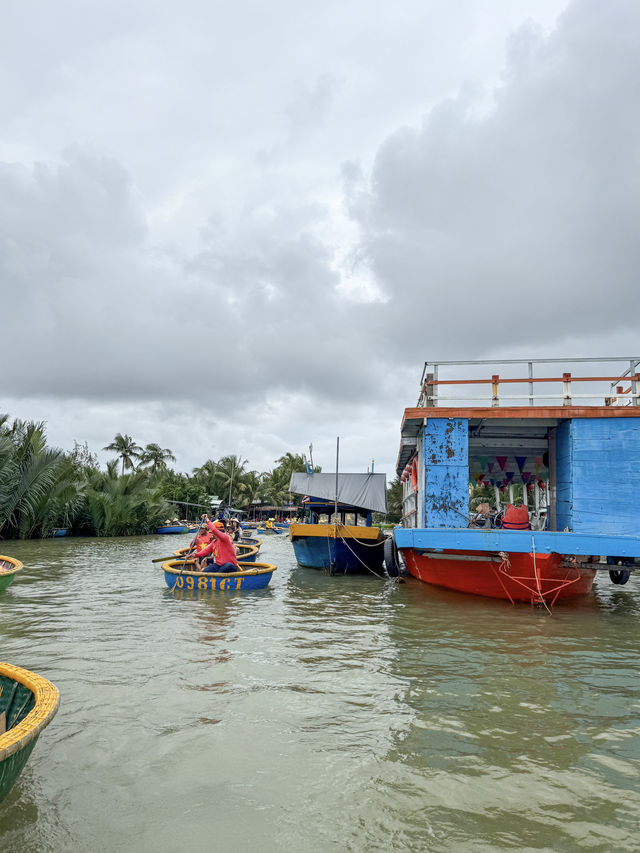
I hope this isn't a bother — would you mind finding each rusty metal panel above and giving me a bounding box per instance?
[422,418,469,528]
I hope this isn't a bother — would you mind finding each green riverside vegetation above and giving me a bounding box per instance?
[0,418,395,539]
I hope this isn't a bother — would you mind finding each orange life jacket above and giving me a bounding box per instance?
[501,504,531,530]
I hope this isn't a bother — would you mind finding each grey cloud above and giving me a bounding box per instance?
[352,0,640,363]
[3,0,635,478]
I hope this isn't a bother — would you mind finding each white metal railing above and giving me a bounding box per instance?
[418,357,640,408]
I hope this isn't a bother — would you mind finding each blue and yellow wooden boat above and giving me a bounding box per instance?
[0,662,60,804]
[289,522,386,573]
[0,556,23,594]
[161,559,276,591]
[288,473,388,574]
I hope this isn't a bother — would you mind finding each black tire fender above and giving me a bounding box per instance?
[609,569,631,585]
[384,537,400,577]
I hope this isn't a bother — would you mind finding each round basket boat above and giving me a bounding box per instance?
[0,662,60,804]
[161,559,276,592]
[239,536,262,550]
[0,556,23,594]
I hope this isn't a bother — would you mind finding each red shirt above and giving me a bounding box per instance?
[197,521,238,567]
[194,530,213,550]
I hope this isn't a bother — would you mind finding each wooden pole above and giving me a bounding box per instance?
[334,437,340,522]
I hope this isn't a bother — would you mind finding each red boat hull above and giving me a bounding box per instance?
[401,549,596,604]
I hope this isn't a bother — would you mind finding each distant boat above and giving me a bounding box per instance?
[0,662,60,804]
[288,472,388,574]
[155,525,189,535]
[50,528,68,538]
[161,560,276,591]
[0,556,23,593]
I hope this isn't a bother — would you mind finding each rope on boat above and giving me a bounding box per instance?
[333,523,387,579]
[531,534,552,614]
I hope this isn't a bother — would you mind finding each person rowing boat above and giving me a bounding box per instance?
[194,516,241,573]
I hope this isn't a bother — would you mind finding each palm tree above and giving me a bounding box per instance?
[275,452,308,481]
[0,420,65,538]
[261,466,291,508]
[235,470,264,511]
[85,467,170,536]
[103,433,142,476]
[192,460,223,496]
[139,443,176,475]
[216,455,248,507]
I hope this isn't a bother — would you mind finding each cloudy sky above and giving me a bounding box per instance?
[2,0,639,478]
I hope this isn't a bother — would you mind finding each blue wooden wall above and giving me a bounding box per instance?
[555,418,640,535]
[422,418,469,527]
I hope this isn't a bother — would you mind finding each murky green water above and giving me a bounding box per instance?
[1,534,639,851]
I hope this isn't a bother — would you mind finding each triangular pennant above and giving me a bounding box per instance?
[486,461,494,473]
[505,471,515,483]
[515,456,527,473]
[521,471,531,483]
[496,456,508,471]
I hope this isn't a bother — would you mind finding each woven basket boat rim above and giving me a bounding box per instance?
[0,555,24,577]
[0,662,60,760]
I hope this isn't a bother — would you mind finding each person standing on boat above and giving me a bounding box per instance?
[194,516,240,573]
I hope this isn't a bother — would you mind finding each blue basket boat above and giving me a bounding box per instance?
[156,525,189,535]
[161,559,276,591]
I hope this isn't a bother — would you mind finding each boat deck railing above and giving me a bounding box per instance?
[418,357,640,408]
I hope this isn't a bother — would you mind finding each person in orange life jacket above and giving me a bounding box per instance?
[194,516,240,573]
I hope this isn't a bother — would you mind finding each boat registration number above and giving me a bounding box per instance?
[173,575,241,590]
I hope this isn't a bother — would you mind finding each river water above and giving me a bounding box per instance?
[0,534,639,852]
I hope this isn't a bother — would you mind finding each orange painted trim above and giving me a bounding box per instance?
[424,375,639,386]
[402,405,640,427]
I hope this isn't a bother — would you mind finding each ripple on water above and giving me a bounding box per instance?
[0,536,639,851]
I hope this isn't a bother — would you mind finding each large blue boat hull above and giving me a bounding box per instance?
[290,534,385,574]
